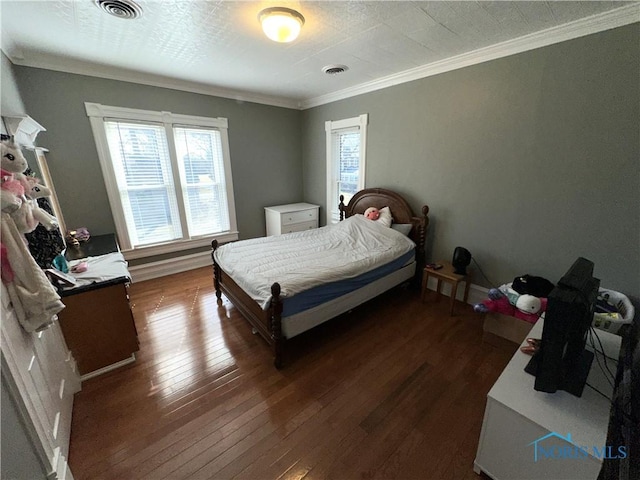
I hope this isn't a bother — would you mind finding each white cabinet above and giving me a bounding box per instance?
[474,319,620,480]
[265,203,319,236]
[1,283,80,479]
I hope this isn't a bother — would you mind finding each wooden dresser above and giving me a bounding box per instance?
[57,234,138,379]
[265,203,319,235]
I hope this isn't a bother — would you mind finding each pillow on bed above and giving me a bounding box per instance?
[391,223,412,236]
[378,206,393,228]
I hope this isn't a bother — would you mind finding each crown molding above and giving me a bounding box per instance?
[6,54,301,110]
[4,3,638,112]
[300,3,640,110]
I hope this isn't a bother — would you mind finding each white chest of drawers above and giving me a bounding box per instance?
[265,203,319,236]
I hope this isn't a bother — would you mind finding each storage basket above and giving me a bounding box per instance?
[592,288,635,335]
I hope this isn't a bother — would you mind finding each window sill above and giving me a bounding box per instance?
[122,231,239,261]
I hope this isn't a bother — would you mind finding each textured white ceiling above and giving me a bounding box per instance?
[1,1,637,108]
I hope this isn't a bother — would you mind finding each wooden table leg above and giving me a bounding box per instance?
[463,279,471,304]
[450,281,458,316]
[421,272,429,302]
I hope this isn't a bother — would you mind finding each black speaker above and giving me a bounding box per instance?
[452,247,471,275]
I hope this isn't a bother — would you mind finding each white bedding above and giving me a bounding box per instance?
[214,214,415,309]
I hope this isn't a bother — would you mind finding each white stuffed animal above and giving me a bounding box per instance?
[1,136,30,190]
[1,136,58,232]
[23,177,58,230]
[1,169,24,213]
[25,178,52,200]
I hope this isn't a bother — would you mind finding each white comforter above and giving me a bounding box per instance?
[214,214,415,309]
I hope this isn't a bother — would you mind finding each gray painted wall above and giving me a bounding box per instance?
[7,24,639,297]
[302,25,640,296]
[13,68,303,245]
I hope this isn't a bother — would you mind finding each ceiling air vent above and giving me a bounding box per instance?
[322,64,349,75]
[95,0,143,19]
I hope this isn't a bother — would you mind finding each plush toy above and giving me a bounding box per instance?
[24,177,52,199]
[1,168,25,213]
[474,287,547,324]
[1,168,25,196]
[15,201,57,232]
[23,177,58,230]
[0,189,22,213]
[363,205,394,228]
[1,136,30,191]
[1,137,58,232]
[515,294,543,315]
[364,206,380,220]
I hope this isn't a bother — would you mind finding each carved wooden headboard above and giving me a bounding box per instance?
[338,187,429,264]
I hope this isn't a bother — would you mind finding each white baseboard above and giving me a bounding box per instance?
[128,250,211,283]
[80,354,136,382]
[425,276,489,306]
[468,283,490,306]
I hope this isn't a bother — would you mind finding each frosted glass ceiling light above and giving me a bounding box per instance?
[258,7,305,43]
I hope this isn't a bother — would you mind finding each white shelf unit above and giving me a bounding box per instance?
[474,319,621,480]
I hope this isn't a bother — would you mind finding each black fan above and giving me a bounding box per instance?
[452,247,471,274]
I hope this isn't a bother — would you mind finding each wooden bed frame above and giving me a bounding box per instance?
[211,188,429,368]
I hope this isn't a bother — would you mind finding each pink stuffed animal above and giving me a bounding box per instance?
[364,206,380,220]
[474,288,547,324]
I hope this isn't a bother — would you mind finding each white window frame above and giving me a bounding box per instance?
[325,114,368,225]
[85,102,238,259]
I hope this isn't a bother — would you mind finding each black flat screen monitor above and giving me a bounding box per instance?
[524,257,600,397]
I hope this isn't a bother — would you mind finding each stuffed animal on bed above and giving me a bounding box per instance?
[474,287,547,324]
[363,206,393,228]
[364,207,380,220]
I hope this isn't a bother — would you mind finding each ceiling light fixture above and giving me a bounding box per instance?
[258,7,305,43]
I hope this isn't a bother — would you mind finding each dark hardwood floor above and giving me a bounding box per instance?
[68,267,516,479]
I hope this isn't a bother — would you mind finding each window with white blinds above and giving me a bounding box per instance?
[86,103,238,257]
[174,126,230,237]
[105,121,182,246]
[325,114,368,224]
[334,128,361,206]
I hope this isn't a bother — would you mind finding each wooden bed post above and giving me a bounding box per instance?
[339,195,345,221]
[270,283,284,369]
[416,205,430,272]
[211,239,222,300]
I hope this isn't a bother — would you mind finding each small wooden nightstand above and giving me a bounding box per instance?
[421,261,472,316]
